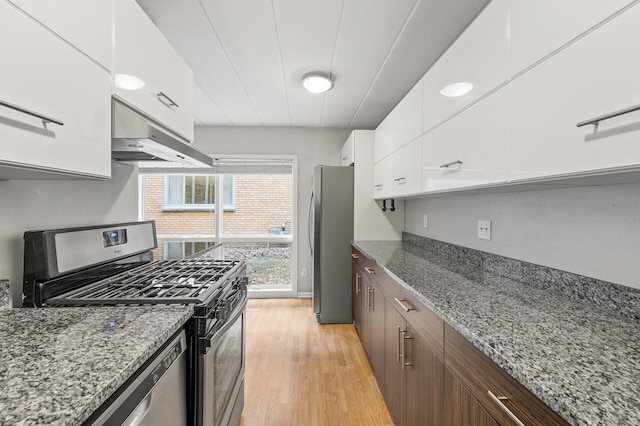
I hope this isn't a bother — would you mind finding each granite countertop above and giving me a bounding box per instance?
[353,240,640,426]
[0,305,194,425]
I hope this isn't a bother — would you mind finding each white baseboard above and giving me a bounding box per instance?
[297,292,312,298]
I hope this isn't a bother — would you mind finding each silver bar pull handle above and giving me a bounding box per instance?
[157,91,179,107]
[351,253,359,259]
[0,99,64,126]
[355,273,361,294]
[393,177,407,182]
[397,326,403,362]
[577,103,640,127]
[374,184,383,188]
[364,285,369,309]
[394,298,414,312]
[369,287,374,310]
[364,267,375,274]
[403,333,413,369]
[440,160,462,168]
[487,390,525,426]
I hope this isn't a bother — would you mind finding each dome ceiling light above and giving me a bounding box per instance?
[301,73,334,94]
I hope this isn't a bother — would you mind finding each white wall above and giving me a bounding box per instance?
[404,182,640,289]
[194,125,351,295]
[0,163,139,306]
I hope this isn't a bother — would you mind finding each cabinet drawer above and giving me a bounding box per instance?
[422,0,508,133]
[510,0,635,77]
[422,86,508,193]
[0,0,111,179]
[367,267,444,360]
[8,0,112,70]
[445,324,568,426]
[509,3,640,181]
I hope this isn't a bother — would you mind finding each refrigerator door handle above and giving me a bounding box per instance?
[308,191,314,256]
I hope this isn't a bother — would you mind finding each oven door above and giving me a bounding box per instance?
[198,290,247,426]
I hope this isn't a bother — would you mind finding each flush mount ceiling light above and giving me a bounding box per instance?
[440,82,474,97]
[115,73,146,91]
[301,73,334,94]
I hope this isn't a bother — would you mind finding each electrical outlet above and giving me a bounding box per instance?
[477,220,492,241]
[301,268,308,277]
[423,215,429,229]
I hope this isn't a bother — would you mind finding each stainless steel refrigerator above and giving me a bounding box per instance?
[309,165,354,324]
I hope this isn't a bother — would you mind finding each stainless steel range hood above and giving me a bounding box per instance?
[111,99,213,168]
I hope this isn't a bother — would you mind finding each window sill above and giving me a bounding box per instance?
[162,206,236,212]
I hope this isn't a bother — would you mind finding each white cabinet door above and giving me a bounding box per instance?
[0,0,111,179]
[510,0,635,77]
[374,80,422,163]
[422,86,508,193]
[7,0,112,71]
[341,132,355,166]
[509,3,640,182]
[113,0,194,142]
[422,0,508,133]
[390,139,422,197]
[373,157,393,200]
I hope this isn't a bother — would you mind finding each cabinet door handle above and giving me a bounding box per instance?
[364,267,375,274]
[397,326,403,363]
[440,160,462,168]
[369,287,374,310]
[355,273,361,294]
[0,99,64,126]
[487,391,525,426]
[394,298,414,312]
[393,177,407,182]
[403,333,413,370]
[374,184,383,189]
[576,103,640,127]
[364,284,369,308]
[157,91,179,107]
[342,156,348,161]
[351,253,359,259]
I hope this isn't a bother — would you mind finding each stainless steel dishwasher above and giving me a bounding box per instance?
[89,330,188,426]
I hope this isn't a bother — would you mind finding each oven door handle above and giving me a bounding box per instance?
[198,290,247,354]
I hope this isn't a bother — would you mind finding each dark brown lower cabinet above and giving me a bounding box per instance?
[445,367,498,426]
[385,300,444,425]
[351,246,568,426]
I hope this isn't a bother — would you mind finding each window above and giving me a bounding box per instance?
[163,175,234,210]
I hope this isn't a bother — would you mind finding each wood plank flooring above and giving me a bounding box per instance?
[240,298,393,426]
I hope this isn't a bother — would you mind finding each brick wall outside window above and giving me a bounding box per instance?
[143,175,293,236]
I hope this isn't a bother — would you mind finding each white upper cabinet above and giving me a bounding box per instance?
[341,132,355,166]
[374,80,423,163]
[113,0,194,143]
[0,0,111,179]
[373,156,393,200]
[509,3,640,181]
[422,0,508,133]
[509,0,636,77]
[422,85,508,193]
[390,138,422,197]
[7,0,112,70]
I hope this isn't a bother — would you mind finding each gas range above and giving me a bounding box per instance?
[22,221,247,426]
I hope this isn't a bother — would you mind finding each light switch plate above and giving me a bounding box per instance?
[478,220,492,240]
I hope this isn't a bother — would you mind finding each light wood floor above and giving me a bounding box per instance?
[240,298,393,426]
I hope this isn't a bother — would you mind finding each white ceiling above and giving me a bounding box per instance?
[135,0,490,129]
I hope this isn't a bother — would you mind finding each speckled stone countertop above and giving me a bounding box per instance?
[0,305,193,425]
[0,280,9,309]
[353,239,640,426]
